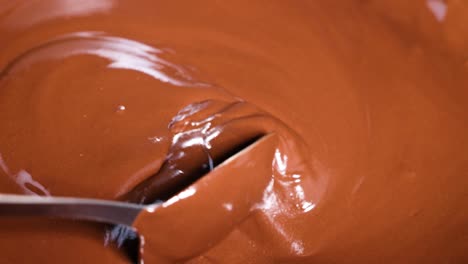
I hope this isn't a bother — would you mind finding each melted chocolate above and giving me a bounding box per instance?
[1,0,468,263]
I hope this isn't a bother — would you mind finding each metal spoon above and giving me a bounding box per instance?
[0,134,276,226]
[0,193,158,226]
[0,134,278,264]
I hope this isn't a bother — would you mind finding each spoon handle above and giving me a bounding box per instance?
[0,194,147,226]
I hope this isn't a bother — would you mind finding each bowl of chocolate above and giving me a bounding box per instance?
[0,1,467,263]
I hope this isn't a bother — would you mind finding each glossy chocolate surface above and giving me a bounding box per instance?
[1,1,467,263]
